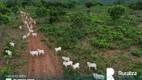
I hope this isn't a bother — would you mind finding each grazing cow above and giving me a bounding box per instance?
[20,11,23,14]
[9,42,15,47]
[63,61,73,68]
[55,47,61,52]
[19,25,22,30]
[29,17,33,21]
[5,50,12,57]
[29,29,34,33]
[33,20,36,25]
[24,21,27,25]
[72,63,79,70]
[27,33,31,37]
[30,25,33,29]
[93,73,105,80]
[62,56,70,61]
[32,33,37,37]
[25,16,28,20]
[87,62,97,70]
[30,51,38,57]
[22,35,27,40]
[37,49,44,55]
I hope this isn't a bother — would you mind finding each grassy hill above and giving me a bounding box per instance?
[0,0,142,80]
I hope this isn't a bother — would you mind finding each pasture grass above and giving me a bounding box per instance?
[36,4,142,77]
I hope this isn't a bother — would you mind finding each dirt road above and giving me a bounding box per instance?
[20,14,63,80]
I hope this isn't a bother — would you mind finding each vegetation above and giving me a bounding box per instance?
[129,0,142,10]
[36,6,47,17]
[0,0,142,79]
[108,5,126,20]
[85,2,95,8]
[131,50,142,57]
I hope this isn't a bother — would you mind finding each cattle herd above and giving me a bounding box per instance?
[4,11,105,80]
[56,47,104,80]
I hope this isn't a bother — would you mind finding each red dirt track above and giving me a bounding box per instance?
[21,14,63,80]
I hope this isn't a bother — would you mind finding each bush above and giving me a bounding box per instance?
[36,6,47,17]
[48,7,66,23]
[39,27,48,33]
[11,6,19,14]
[129,1,142,10]
[137,38,142,46]
[89,38,110,49]
[131,50,142,57]
[108,5,126,20]
[85,2,95,8]
[0,3,11,15]
[0,14,10,24]
[1,67,11,75]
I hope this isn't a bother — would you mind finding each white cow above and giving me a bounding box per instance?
[19,25,22,30]
[33,20,36,25]
[27,33,31,37]
[63,61,73,68]
[55,47,61,52]
[72,63,79,70]
[37,49,44,55]
[32,33,37,37]
[93,73,105,80]
[30,51,38,57]
[25,16,28,20]
[27,24,30,29]
[24,21,27,25]
[30,25,33,29]
[22,35,27,40]
[62,56,70,61]
[9,42,15,47]
[29,17,33,20]
[87,62,97,70]
[29,29,34,33]
[20,11,23,14]
[5,50,12,57]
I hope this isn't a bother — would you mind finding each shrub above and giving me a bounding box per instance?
[0,3,11,15]
[121,38,133,49]
[131,50,142,57]
[129,1,142,10]
[65,2,75,9]
[108,5,126,20]
[89,38,110,49]
[11,6,19,14]
[85,2,95,8]
[0,14,10,24]
[1,67,11,75]
[48,7,66,23]
[36,6,47,17]
[137,38,142,46]
[39,27,48,33]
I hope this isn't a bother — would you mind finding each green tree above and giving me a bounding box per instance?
[0,14,10,24]
[129,0,142,10]
[12,6,19,14]
[85,2,94,8]
[0,3,11,15]
[1,67,11,75]
[6,0,21,8]
[36,6,47,17]
[108,5,126,20]
[48,7,66,23]
[114,0,125,5]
